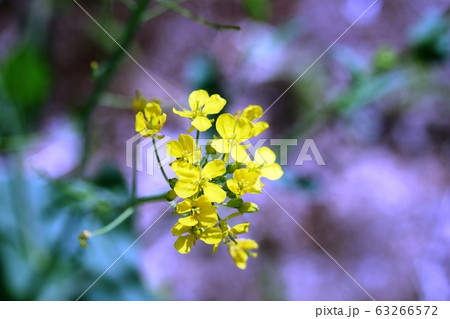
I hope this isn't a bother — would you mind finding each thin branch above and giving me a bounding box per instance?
[88,192,167,238]
[152,136,170,183]
[143,0,188,21]
[76,0,152,174]
[157,0,241,31]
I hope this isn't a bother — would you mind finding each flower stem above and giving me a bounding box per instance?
[152,136,170,183]
[195,129,200,145]
[157,0,241,31]
[90,192,167,237]
[91,206,135,237]
[76,0,153,175]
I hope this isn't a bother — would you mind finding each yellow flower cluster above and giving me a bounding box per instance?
[135,89,283,269]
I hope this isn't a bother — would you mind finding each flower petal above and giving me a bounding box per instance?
[174,180,200,198]
[255,147,276,165]
[172,162,201,181]
[230,144,250,163]
[228,244,248,269]
[178,134,195,154]
[198,212,217,227]
[175,199,192,214]
[237,238,259,250]
[226,179,240,196]
[234,117,253,141]
[191,116,212,132]
[202,159,226,179]
[260,163,284,180]
[252,121,269,137]
[202,94,226,115]
[230,222,250,235]
[174,235,194,254]
[200,228,223,245]
[210,139,232,153]
[215,113,235,138]
[145,101,162,118]
[173,107,192,118]
[241,105,263,121]
[178,215,198,227]
[166,140,183,158]
[203,182,226,203]
[135,112,147,133]
[188,89,209,111]
[171,222,190,236]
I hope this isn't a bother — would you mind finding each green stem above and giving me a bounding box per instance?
[91,207,135,237]
[228,234,238,245]
[77,0,152,174]
[157,0,240,30]
[90,192,167,237]
[133,192,167,205]
[152,136,170,183]
[195,129,200,145]
[143,0,187,21]
[131,137,139,200]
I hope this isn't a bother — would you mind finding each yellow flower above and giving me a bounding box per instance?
[247,147,284,180]
[135,101,166,137]
[173,159,227,203]
[167,134,201,171]
[228,238,259,269]
[241,105,269,137]
[226,168,261,196]
[218,221,250,238]
[171,222,196,254]
[173,89,226,132]
[175,195,218,227]
[132,90,147,113]
[210,113,253,163]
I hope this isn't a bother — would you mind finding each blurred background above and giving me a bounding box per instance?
[1,0,450,300]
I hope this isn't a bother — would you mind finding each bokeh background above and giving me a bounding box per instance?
[1,0,450,300]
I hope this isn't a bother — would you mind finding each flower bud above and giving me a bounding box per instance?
[166,189,177,201]
[78,230,91,248]
[238,202,259,213]
[226,198,243,208]
[169,178,178,189]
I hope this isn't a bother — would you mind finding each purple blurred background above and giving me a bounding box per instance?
[1,0,450,300]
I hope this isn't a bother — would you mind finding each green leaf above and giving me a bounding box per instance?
[242,0,270,21]
[1,46,51,109]
[409,11,450,64]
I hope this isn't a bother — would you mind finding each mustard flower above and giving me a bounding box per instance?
[166,134,201,171]
[211,113,253,163]
[173,89,226,132]
[132,90,147,113]
[171,222,196,254]
[175,195,218,227]
[173,159,227,203]
[228,239,259,269]
[241,105,269,137]
[135,101,166,137]
[246,147,284,180]
[226,168,261,196]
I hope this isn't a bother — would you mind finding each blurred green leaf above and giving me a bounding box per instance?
[184,54,222,96]
[409,11,450,64]
[91,163,128,191]
[242,0,270,21]
[333,70,409,113]
[1,46,51,110]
